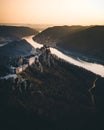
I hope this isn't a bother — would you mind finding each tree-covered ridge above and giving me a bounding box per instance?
[34,25,104,62]
[34,25,88,45]
[0,25,38,38]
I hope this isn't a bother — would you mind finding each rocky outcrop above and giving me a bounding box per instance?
[0,53,98,129]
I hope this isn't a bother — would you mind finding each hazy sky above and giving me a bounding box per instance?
[0,0,104,25]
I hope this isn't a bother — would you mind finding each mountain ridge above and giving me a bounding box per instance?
[33,25,104,62]
[0,25,38,38]
[0,25,38,66]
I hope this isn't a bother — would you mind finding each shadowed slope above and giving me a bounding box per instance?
[0,39,33,65]
[34,25,104,62]
[0,25,38,38]
[0,56,98,130]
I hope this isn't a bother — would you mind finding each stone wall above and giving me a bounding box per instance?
[16,66,23,74]
[28,57,35,66]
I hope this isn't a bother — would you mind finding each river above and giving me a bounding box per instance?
[23,35,104,77]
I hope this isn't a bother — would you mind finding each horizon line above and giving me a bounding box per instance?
[0,22,104,26]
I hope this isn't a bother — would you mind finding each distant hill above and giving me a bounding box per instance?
[0,39,32,65]
[34,25,88,46]
[0,25,38,38]
[34,25,104,63]
[58,26,104,61]
[0,25,38,66]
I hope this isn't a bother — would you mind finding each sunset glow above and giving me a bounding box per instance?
[0,0,104,25]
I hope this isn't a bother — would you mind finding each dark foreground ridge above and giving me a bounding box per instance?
[0,48,104,130]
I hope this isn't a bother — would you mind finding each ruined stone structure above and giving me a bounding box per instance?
[28,57,35,66]
[8,45,54,75]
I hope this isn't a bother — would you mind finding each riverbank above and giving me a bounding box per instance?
[23,35,104,77]
[56,46,104,65]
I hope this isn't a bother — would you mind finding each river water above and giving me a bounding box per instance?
[23,35,104,77]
